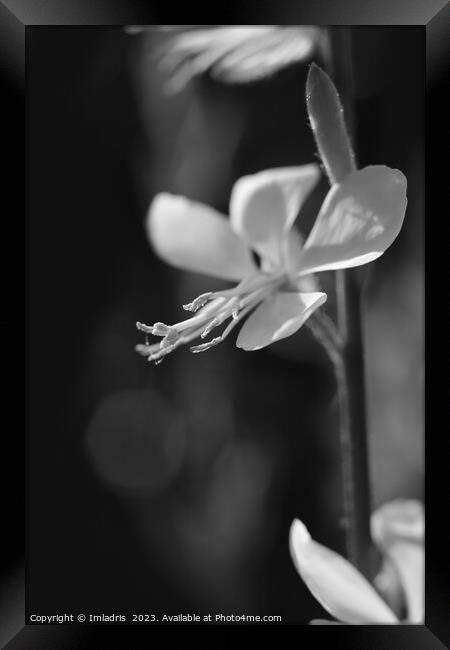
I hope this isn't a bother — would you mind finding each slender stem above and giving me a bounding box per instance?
[334,276,375,580]
[306,311,342,369]
[314,29,376,580]
[308,302,372,583]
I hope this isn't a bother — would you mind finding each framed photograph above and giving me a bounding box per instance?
[2,2,446,647]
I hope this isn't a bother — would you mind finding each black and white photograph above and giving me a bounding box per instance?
[2,4,449,648]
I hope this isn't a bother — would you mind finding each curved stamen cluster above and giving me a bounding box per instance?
[136,273,283,364]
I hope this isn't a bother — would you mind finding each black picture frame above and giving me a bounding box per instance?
[3,1,446,647]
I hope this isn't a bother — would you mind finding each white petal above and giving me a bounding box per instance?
[236,291,326,351]
[158,27,318,90]
[280,230,320,291]
[230,165,320,268]
[289,519,398,624]
[212,27,318,83]
[371,499,424,546]
[373,557,406,619]
[371,500,424,623]
[147,193,256,281]
[309,620,342,625]
[389,545,424,624]
[297,166,407,274]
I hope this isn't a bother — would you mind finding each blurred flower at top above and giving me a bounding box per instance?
[290,499,424,624]
[136,163,407,363]
[131,26,321,92]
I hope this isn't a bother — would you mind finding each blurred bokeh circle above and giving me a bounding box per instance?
[85,389,184,496]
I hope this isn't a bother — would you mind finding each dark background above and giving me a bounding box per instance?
[27,27,423,623]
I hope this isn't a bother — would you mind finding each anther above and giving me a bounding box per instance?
[152,322,173,336]
[183,292,213,312]
[135,343,153,356]
[148,341,177,362]
[190,337,221,353]
[159,327,180,349]
[136,321,154,334]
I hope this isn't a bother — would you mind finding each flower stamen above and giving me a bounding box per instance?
[190,301,257,353]
[136,273,284,363]
[136,321,154,334]
[183,292,213,312]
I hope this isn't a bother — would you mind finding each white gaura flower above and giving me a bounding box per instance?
[153,26,320,91]
[289,499,424,625]
[136,163,407,363]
